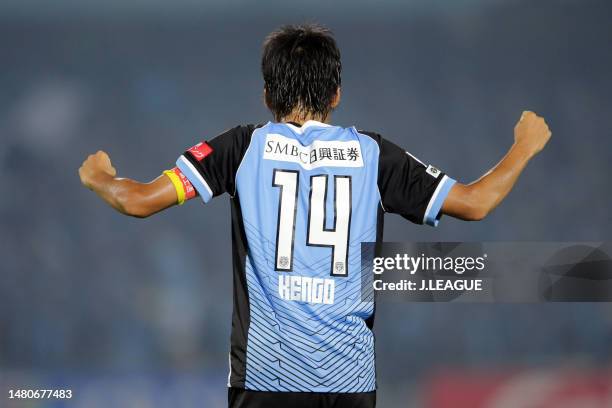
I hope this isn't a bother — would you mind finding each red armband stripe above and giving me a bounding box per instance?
[172,167,196,200]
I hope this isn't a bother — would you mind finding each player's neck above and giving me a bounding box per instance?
[279,111,330,126]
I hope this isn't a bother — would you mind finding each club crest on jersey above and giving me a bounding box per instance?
[263,133,364,169]
[279,256,290,268]
[187,142,213,161]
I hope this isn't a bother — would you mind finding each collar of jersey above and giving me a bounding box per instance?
[283,120,332,134]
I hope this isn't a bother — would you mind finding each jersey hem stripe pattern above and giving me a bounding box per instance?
[176,155,214,203]
[423,175,456,226]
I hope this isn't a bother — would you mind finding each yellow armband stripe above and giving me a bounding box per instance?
[163,169,186,205]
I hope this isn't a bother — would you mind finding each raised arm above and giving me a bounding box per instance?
[442,111,551,221]
[79,151,179,218]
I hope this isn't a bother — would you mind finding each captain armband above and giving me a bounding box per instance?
[163,167,196,205]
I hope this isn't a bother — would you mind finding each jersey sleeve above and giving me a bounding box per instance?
[175,125,254,203]
[378,137,456,226]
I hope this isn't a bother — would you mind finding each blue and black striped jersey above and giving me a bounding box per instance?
[176,120,455,393]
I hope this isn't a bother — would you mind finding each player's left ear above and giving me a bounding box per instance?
[331,87,341,109]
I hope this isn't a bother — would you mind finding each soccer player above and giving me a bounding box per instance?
[79,24,551,408]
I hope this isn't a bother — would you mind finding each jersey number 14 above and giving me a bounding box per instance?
[273,169,352,276]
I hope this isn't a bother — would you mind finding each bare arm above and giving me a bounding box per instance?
[79,151,179,218]
[442,111,552,221]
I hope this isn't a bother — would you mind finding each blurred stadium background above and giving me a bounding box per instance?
[1,0,612,406]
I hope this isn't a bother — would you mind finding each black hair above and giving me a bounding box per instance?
[261,24,342,121]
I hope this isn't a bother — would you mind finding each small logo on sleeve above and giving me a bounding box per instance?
[426,165,441,178]
[187,142,213,161]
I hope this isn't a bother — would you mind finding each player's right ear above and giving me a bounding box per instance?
[263,87,271,110]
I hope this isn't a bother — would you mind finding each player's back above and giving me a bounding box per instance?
[233,121,378,392]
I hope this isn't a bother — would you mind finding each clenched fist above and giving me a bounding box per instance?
[79,150,117,189]
[514,111,552,157]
